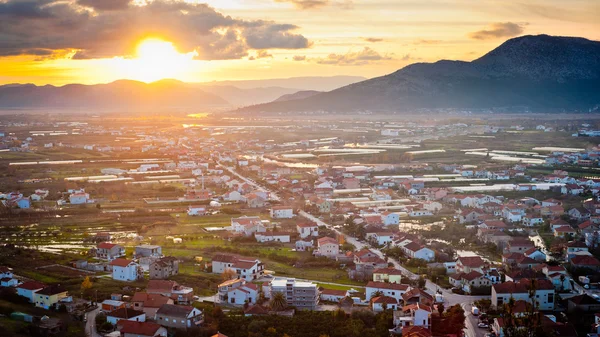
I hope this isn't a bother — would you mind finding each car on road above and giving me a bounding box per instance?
[478,323,489,329]
[485,333,496,337]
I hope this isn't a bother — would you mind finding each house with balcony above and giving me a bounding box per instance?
[269,277,319,310]
[392,303,432,333]
[217,278,258,305]
[147,280,194,305]
[110,259,142,282]
[211,254,264,281]
[492,279,555,311]
[297,222,319,239]
[95,242,125,261]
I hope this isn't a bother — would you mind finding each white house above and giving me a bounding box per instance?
[106,308,146,325]
[218,279,258,305]
[320,289,348,302]
[270,206,294,219]
[211,254,264,281]
[187,206,206,216]
[492,279,555,311]
[365,281,410,302]
[110,259,141,282]
[402,243,435,262]
[383,212,400,226]
[255,232,291,243]
[297,222,319,239]
[393,303,432,331]
[69,192,90,205]
[366,232,394,246]
[317,237,339,258]
[230,216,266,237]
[372,296,399,312]
[16,281,46,303]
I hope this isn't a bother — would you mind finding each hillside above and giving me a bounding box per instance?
[236,35,600,114]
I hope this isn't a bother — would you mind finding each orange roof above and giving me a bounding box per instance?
[109,258,133,267]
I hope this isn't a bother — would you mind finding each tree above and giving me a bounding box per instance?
[221,268,237,281]
[437,303,445,316]
[443,304,465,335]
[270,292,287,311]
[81,276,93,292]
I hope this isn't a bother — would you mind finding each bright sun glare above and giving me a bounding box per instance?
[123,38,197,83]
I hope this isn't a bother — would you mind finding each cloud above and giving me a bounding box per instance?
[362,37,383,43]
[293,55,306,61]
[413,39,442,45]
[0,0,311,61]
[468,22,525,40]
[77,0,132,11]
[314,47,392,66]
[275,0,353,10]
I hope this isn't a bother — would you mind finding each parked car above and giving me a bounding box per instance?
[478,323,489,329]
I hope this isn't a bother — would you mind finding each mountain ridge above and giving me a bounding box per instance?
[237,35,600,114]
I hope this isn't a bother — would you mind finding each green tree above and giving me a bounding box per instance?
[270,292,287,311]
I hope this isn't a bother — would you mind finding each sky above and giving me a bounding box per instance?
[0,0,598,85]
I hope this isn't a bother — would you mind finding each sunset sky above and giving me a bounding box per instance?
[0,0,598,85]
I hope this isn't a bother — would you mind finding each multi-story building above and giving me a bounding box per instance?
[155,304,203,330]
[269,278,319,310]
[492,279,555,311]
[135,245,163,258]
[150,257,179,280]
[211,254,264,281]
[96,242,125,261]
[316,237,339,258]
[110,259,142,282]
[147,280,194,305]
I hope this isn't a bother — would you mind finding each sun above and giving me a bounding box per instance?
[128,38,197,82]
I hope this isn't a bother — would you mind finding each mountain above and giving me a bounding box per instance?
[237,35,600,114]
[194,85,300,106]
[273,90,322,103]
[0,79,228,110]
[199,76,367,91]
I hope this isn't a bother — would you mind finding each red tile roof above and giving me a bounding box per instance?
[402,326,432,337]
[366,281,409,291]
[372,296,397,304]
[17,281,46,291]
[147,280,176,292]
[571,255,600,266]
[98,242,118,249]
[493,279,554,294]
[457,256,485,267]
[109,258,133,267]
[119,321,162,336]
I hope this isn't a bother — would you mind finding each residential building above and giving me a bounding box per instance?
[269,277,319,310]
[106,308,145,325]
[187,206,206,216]
[230,216,266,236]
[316,237,339,258]
[456,256,486,274]
[131,292,174,318]
[297,222,319,239]
[270,206,294,219]
[34,285,69,310]
[365,281,411,302]
[255,232,291,243]
[16,281,46,303]
[217,278,258,305]
[150,257,179,280]
[371,296,399,312]
[101,299,126,313]
[320,289,348,303]
[96,242,125,261]
[119,321,168,337]
[393,303,432,332]
[492,279,555,311]
[373,268,403,284]
[110,259,141,282]
[155,304,203,330]
[147,280,194,304]
[135,245,163,258]
[211,254,264,281]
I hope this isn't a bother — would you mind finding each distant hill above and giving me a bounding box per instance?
[237,35,600,114]
[273,90,322,103]
[0,79,227,110]
[200,76,367,91]
[195,85,300,106]
[0,76,367,110]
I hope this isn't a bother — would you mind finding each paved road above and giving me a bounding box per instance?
[85,307,101,337]
[218,162,281,201]
[461,303,488,337]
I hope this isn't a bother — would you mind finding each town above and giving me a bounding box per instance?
[1,113,600,337]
